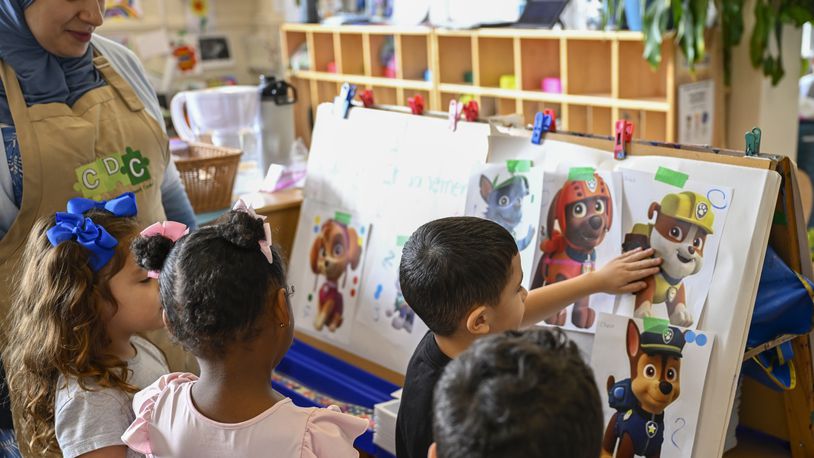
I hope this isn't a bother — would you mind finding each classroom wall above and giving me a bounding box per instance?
[727,0,803,159]
[96,0,291,91]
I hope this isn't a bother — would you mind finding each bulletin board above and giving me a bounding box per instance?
[287,102,808,457]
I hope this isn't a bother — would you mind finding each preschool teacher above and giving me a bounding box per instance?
[0,0,199,443]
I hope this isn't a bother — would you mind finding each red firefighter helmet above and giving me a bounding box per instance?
[544,173,613,253]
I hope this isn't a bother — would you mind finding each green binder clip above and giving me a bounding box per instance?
[745,127,762,157]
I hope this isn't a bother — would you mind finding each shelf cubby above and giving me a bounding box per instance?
[398,34,430,81]
[311,32,336,73]
[437,35,474,85]
[481,97,519,117]
[338,33,365,75]
[368,33,397,78]
[566,39,612,96]
[617,40,668,102]
[371,86,399,105]
[568,104,612,136]
[477,36,515,88]
[519,38,561,92]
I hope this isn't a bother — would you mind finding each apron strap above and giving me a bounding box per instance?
[0,59,34,127]
[92,53,145,113]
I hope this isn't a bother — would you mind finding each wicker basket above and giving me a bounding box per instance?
[172,142,243,213]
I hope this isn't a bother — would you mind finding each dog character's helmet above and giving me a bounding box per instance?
[658,192,715,235]
[555,173,613,232]
[640,324,686,358]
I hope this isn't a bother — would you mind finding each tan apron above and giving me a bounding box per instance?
[0,54,196,453]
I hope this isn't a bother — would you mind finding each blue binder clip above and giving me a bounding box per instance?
[531,111,553,145]
[334,82,357,119]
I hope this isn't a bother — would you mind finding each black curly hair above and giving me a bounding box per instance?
[433,328,603,458]
[131,211,288,356]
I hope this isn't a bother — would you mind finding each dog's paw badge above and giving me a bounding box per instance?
[586,178,597,192]
[646,421,659,438]
[696,202,708,219]
[662,328,674,344]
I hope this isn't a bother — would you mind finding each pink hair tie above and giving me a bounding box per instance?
[232,199,273,264]
[140,221,190,278]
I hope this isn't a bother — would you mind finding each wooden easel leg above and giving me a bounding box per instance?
[784,336,814,457]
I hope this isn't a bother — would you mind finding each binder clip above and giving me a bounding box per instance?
[449,99,462,131]
[531,111,554,145]
[408,94,425,115]
[614,120,634,160]
[334,82,357,119]
[359,89,374,108]
[745,127,761,157]
[462,101,479,122]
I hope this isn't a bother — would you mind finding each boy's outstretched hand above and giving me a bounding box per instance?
[590,247,661,295]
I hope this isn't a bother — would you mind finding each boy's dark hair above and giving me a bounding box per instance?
[433,328,603,458]
[399,217,518,336]
[131,210,287,356]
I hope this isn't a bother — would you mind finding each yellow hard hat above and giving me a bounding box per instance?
[658,192,715,234]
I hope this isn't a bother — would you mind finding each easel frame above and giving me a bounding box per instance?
[296,102,814,456]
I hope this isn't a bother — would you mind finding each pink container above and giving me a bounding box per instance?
[326,61,337,73]
[542,77,562,93]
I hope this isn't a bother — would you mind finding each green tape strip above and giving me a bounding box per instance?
[568,167,595,182]
[654,166,689,188]
[773,211,788,226]
[334,211,351,226]
[643,317,670,334]
[506,159,532,173]
[396,235,410,247]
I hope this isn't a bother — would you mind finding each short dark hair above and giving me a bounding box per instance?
[131,210,288,356]
[399,217,517,336]
[433,328,603,458]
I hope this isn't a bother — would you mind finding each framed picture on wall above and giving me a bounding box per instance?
[197,35,234,69]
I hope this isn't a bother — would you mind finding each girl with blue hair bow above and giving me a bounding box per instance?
[3,194,185,457]
[0,0,198,454]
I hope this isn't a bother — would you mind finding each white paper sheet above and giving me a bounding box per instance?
[591,313,714,458]
[289,200,372,344]
[464,162,545,289]
[616,169,733,329]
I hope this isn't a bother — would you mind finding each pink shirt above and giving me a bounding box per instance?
[122,373,368,457]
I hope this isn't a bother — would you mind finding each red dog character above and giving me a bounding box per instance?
[531,173,613,328]
[309,220,362,332]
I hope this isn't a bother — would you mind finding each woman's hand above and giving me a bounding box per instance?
[588,248,661,295]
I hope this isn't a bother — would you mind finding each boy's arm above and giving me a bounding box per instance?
[521,248,661,327]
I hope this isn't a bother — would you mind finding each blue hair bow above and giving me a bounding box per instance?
[67,192,138,217]
[46,213,119,272]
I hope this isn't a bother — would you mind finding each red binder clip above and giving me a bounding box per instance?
[359,89,374,108]
[614,120,634,160]
[462,101,479,122]
[408,94,425,115]
[543,108,557,133]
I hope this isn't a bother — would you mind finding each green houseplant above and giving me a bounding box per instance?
[608,0,814,85]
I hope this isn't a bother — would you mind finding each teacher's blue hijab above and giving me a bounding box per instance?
[0,0,104,126]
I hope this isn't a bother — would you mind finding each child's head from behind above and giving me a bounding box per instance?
[133,209,290,362]
[431,328,603,458]
[4,203,157,453]
[399,217,525,338]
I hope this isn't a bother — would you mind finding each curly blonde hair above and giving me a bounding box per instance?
[2,210,140,454]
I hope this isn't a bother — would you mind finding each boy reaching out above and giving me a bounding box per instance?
[395,217,660,458]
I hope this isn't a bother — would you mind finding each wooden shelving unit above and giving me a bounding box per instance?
[281,24,724,146]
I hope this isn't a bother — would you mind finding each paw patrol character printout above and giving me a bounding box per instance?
[465,160,545,290]
[619,169,732,329]
[356,224,429,349]
[591,313,714,458]
[531,168,623,333]
[289,199,372,344]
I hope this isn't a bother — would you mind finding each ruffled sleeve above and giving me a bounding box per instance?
[121,372,198,454]
[301,405,369,458]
